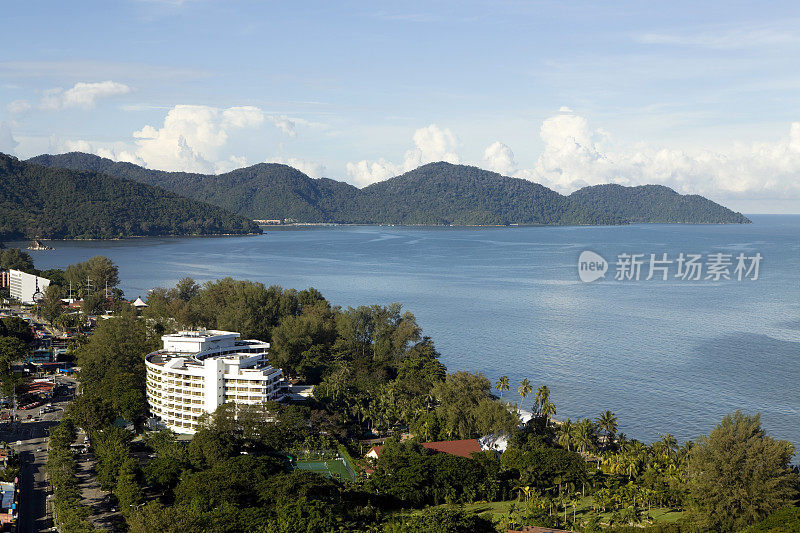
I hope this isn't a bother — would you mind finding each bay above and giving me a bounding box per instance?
[18,215,800,448]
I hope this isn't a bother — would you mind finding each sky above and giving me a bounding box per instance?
[2,1,800,213]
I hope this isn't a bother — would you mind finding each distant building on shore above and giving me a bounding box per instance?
[145,330,287,434]
[0,270,9,290]
[8,269,50,304]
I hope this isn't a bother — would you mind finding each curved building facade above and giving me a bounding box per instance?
[145,330,287,434]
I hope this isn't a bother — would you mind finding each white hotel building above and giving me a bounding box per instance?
[9,269,50,305]
[145,330,287,434]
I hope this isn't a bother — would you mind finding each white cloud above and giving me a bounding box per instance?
[346,124,460,186]
[269,115,297,137]
[346,159,401,187]
[40,81,131,110]
[0,122,18,154]
[49,104,264,174]
[131,105,263,173]
[6,100,31,115]
[266,156,326,178]
[489,110,800,201]
[482,141,517,176]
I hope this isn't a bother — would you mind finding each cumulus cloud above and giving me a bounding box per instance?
[482,141,517,176]
[346,124,459,186]
[6,100,31,115]
[132,105,263,173]
[485,109,800,201]
[266,156,326,178]
[40,81,131,110]
[51,104,264,174]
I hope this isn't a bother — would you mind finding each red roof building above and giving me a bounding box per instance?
[366,439,482,460]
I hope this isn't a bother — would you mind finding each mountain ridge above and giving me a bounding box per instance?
[27,152,751,226]
[0,153,262,240]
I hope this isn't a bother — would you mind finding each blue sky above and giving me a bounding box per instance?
[2,0,800,212]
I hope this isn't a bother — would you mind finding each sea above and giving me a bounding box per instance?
[14,215,800,449]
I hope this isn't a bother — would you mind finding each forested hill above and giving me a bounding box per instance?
[568,184,751,224]
[29,152,749,225]
[29,153,360,223]
[0,153,261,240]
[357,162,622,225]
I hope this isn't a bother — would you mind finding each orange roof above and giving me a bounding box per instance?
[421,439,482,458]
[367,439,482,460]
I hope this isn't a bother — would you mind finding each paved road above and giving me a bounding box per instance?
[1,380,75,533]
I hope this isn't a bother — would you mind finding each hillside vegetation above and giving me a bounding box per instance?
[0,153,261,240]
[29,153,750,226]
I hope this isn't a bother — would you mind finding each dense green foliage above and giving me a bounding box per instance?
[28,153,749,225]
[52,275,797,533]
[686,411,799,531]
[738,506,800,533]
[568,183,751,224]
[0,153,260,239]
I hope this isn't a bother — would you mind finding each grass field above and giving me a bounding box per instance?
[403,497,685,527]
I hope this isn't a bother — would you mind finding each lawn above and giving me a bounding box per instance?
[403,496,685,527]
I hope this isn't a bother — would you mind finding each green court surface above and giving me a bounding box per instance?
[294,458,356,482]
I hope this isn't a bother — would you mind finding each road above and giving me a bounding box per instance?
[0,377,76,533]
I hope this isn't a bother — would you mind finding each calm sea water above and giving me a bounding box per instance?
[17,215,800,448]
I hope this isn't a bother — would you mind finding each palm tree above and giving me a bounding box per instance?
[557,418,574,450]
[596,410,618,448]
[574,418,596,453]
[495,375,510,401]
[517,378,533,413]
[535,385,550,414]
[541,400,556,423]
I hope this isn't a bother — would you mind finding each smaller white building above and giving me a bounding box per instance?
[9,269,50,305]
[145,330,287,434]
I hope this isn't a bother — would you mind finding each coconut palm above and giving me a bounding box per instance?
[541,400,557,422]
[596,410,618,448]
[535,385,550,414]
[517,378,533,412]
[495,375,510,401]
[557,418,574,450]
[574,418,596,453]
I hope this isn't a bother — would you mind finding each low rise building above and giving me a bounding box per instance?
[145,330,287,434]
[366,439,483,460]
[8,269,50,305]
[0,481,16,528]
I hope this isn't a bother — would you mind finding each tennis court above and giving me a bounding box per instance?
[293,457,356,482]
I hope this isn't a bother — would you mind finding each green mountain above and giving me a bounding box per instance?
[568,183,751,224]
[28,152,750,226]
[0,153,261,240]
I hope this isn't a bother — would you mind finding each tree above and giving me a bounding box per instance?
[535,385,550,414]
[1,316,33,343]
[495,375,510,401]
[39,283,65,325]
[431,371,494,439]
[115,457,144,512]
[541,400,557,422]
[0,248,34,272]
[687,411,799,531]
[0,336,28,374]
[596,410,618,448]
[558,419,574,451]
[573,418,596,453]
[76,310,157,421]
[517,378,532,413]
